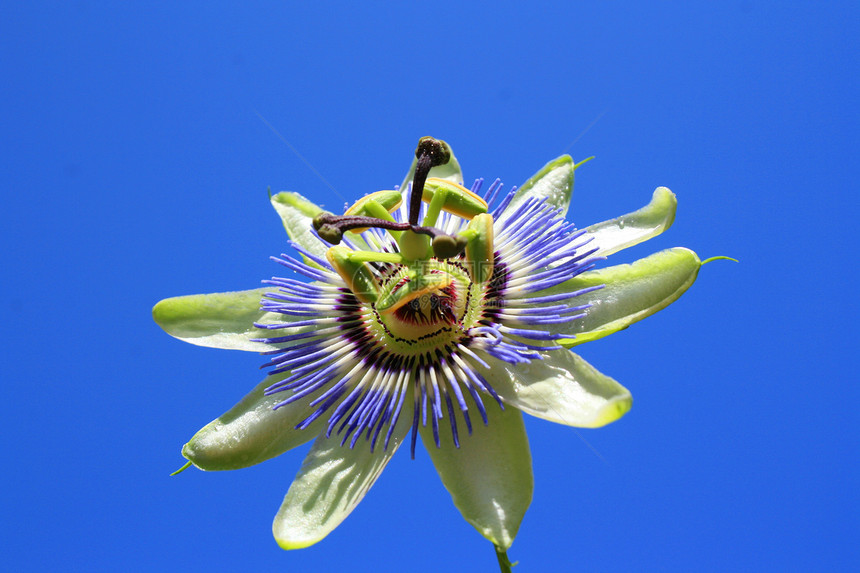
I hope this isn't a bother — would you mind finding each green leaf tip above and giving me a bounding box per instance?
[170,460,193,476]
[573,156,595,170]
[702,255,738,265]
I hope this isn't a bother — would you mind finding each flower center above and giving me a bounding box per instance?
[371,260,480,349]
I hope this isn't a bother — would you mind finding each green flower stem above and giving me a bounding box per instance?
[495,545,515,573]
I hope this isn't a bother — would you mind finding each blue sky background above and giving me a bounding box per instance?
[2,2,857,571]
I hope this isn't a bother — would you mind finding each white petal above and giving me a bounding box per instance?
[584,187,677,257]
[272,395,411,549]
[152,288,293,352]
[483,350,632,428]
[419,403,532,549]
[182,372,333,470]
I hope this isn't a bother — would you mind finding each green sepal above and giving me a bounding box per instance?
[558,247,702,347]
[170,461,193,476]
[181,371,333,471]
[505,155,575,217]
[152,288,281,352]
[270,191,328,266]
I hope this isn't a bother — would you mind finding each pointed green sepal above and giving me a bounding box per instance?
[182,372,335,471]
[505,154,575,217]
[152,288,279,352]
[557,247,702,347]
[702,255,738,264]
[573,156,595,170]
[170,461,193,476]
[270,191,329,265]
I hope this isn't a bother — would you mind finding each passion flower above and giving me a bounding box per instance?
[154,137,707,565]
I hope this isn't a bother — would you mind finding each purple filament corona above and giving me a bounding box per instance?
[253,182,601,458]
